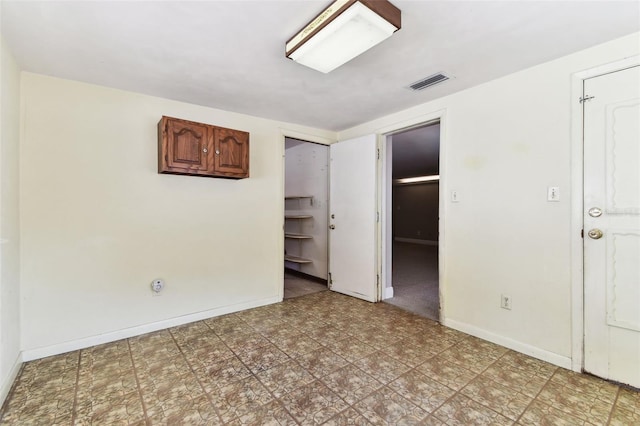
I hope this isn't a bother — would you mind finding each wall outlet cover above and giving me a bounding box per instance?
[151,279,164,293]
[501,294,512,310]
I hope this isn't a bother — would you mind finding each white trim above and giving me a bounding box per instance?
[278,134,286,302]
[280,128,336,301]
[21,296,281,362]
[569,69,584,372]
[381,135,392,302]
[279,128,335,146]
[443,318,573,370]
[394,237,438,246]
[569,55,640,372]
[384,285,394,299]
[439,111,448,322]
[0,354,22,407]
[378,109,447,321]
[376,135,384,302]
[373,110,446,136]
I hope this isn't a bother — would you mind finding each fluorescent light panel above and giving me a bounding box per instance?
[286,0,401,73]
[395,175,440,184]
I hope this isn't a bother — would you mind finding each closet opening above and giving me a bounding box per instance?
[383,122,441,320]
[283,138,329,299]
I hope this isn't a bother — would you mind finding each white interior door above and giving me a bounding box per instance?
[329,134,378,302]
[583,65,640,388]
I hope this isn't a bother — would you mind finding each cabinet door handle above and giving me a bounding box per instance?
[203,148,208,153]
[215,150,220,155]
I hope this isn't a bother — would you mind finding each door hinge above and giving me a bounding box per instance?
[581,229,584,239]
[328,272,333,289]
[579,95,595,103]
[377,148,380,160]
[376,212,380,222]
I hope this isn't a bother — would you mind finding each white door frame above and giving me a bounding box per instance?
[377,109,448,319]
[279,129,335,301]
[569,55,640,372]
[280,108,448,308]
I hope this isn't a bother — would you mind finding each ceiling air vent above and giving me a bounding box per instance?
[408,73,449,91]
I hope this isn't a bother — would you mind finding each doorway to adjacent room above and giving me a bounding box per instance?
[383,122,441,320]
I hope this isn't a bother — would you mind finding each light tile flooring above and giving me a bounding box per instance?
[284,272,327,299]
[1,291,638,425]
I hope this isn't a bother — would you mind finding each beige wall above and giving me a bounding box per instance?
[341,33,640,366]
[393,183,439,242]
[19,73,335,356]
[0,38,22,402]
[12,30,640,371]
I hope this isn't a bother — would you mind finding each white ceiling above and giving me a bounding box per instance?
[2,1,638,131]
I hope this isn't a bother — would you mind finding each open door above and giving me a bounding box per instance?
[328,134,378,302]
[583,65,640,388]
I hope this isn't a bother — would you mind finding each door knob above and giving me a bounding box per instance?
[588,207,603,218]
[588,229,603,239]
[329,224,335,230]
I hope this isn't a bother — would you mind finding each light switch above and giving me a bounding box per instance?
[547,186,560,202]
[451,191,460,203]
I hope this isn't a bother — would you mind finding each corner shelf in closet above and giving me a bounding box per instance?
[285,196,313,200]
[284,254,313,264]
[285,232,313,239]
[285,214,313,220]
[284,196,314,267]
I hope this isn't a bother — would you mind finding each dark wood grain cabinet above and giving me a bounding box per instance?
[213,126,250,177]
[158,116,249,179]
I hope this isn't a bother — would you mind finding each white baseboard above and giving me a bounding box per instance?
[394,237,438,246]
[384,286,394,299]
[0,354,22,407]
[21,296,281,362]
[442,318,573,370]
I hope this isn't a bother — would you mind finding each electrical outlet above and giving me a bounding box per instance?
[151,279,164,294]
[501,294,512,310]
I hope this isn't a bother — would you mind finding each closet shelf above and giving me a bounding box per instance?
[284,194,313,267]
[285,233,313,239]
[285,214,313,219]
[285,255,313,264]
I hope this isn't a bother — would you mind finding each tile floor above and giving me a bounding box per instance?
[284,272,327,300]
[1,291,638,425]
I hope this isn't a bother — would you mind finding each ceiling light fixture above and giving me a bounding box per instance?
[394,175,440,185]
[286,0,401,73]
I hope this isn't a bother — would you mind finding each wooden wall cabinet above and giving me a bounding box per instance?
[158,116,249,179]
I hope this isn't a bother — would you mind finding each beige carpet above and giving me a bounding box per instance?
[384,242,439,320]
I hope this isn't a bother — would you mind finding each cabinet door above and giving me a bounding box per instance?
[214,127,249,178]
[159,117,212,174]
